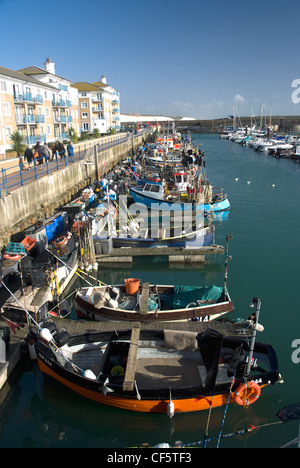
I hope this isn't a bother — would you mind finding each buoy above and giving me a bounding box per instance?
[272,184,275,187]
[167,388,175,418]
[247,181,251,184]
[235,178,239,181]
[83,369,97,380]
[40,328,53,342]
[167,400,175,418]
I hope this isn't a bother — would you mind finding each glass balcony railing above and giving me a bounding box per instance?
[14,93,44,103]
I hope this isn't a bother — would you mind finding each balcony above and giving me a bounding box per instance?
[58,84,68,92]
[24,114,45,124]
[52,99,71,107]
[14,93,44,103]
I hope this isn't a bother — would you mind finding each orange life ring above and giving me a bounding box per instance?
[53,236,67,248]
[233,382,261,406]
[3,253,22,260]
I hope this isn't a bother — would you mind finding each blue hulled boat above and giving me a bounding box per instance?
[129,181,230,214]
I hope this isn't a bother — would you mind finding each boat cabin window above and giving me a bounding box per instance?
[150,185,160,193]
[144,184,152,191]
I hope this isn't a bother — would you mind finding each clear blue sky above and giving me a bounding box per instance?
[1,0,300,119]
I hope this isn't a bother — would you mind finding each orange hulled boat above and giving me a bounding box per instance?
[31,321,281,415]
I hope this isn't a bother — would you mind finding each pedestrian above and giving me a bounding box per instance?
[34,141,43,165]
[24,145,34,170]
[43,142,50,162]
[57,141,66,158]
[37,143,47,166]
[67,141,74,161]
[50,142,57,160]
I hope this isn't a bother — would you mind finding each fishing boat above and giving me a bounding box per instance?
[129,181,230,214]
[74,280,233,322]
[32,322,281,414]
[0,232,78,323]
[110,224,215,249]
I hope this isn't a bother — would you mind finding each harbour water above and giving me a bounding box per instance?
[0,133,299,448]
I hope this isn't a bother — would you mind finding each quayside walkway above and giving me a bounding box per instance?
[0,131,144,200]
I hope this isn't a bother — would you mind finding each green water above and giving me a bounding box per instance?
[0,134,299,448]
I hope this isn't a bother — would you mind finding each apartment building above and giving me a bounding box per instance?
[73,75,120,134]
[18,58,80,142]
[0,59,121,154]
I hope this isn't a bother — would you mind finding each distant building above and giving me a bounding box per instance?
[73,75,120,134]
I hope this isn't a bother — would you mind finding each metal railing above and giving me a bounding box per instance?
[0,130,147,202]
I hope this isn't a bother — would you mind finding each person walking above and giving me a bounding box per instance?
[57,141,66,158]
[67,141,74,161]
[24,145,34,170]
[43,142,50,162]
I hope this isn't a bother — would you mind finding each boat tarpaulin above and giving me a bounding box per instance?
[277,403,300,422]
[196,328,224,391]
[172,284,224,309]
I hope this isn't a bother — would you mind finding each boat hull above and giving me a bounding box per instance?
[129,187,230,213]
[74,284,234,322]
[37,357,233,413]
[34,328,279,415]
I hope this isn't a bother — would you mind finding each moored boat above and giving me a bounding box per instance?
[129,181,230,214]
[31,322,281,414]
[74,281,233,322]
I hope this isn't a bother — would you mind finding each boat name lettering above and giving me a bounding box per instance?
[38,353,53,367]
[251,378,262,384]
[291,339,300,364]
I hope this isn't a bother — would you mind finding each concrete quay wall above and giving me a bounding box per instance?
[0,134,145,248]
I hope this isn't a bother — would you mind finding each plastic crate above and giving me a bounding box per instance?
[5,242,25,254]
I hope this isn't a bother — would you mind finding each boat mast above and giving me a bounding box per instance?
[224,235,232,298]
[245,297,261,378]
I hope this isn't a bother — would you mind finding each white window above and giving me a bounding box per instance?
[47,125,52,135]
[3,103,10,116]
[5,126,13,138]
[81,93,87,97]
[82,112,88,118]
[81,102,88,108]
[83,123,89,130]
[46,107,50,117]
[1,81,7,92]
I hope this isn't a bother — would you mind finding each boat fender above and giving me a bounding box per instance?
[111,365,124,376]
[54,330,70,348]
[40,328,53,342]
[234,382,261,406]
[108,298,118,308]
[83,369,97,380]
[167,400,175,418]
